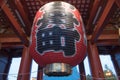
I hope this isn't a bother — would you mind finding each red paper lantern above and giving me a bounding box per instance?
[29,1,87,76]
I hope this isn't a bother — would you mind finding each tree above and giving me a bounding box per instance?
[86,74,92,80]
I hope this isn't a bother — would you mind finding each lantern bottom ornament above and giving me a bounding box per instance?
[44,63,72,76]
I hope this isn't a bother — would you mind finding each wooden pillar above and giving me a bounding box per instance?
[110,54,120,80]
[37,66,43,80]
[87,41,104,80]
[17,46,32,80]
[79,62,86,80]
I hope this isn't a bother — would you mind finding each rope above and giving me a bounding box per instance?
[0,69,119,79]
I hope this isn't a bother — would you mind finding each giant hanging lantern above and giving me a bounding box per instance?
[29,1,87,76]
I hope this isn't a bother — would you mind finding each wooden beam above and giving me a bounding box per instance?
[97,40,119,46]
[0,0,5,7]
[14,0,32,36]
[0,34,21,43]
[98,34,118,40]
[0,2,29,46]
[0,31,119,47]
[91,0,116,43]
[101,29,118,34]
[7,0,31,36]
[86,0,101,34]
[87,32,119,41]
[1,44,23,48]
[87,31,119,45]
[115,0,120,8]
[0,37,21,43]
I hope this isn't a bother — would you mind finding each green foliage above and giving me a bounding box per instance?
[86,74,92,80]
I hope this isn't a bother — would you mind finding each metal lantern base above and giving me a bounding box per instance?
[44,63,72,76]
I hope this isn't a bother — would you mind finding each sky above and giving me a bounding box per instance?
[7,55,117,80]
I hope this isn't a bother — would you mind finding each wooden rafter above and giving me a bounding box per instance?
[88,33,119,46]
[87,34,119,41]
[91,0,116,43]
[1,43,23,48]
[97,40,119,46]
[0,34,23,48]
[7,0,31,36]
[86,0,101,34]
[0,2,29,46]
[115,0,120,8]
[0,0,5,7]
[0,31,119,47]
[0,0,119,48]
[14,0,32,36]
[0,34,21,43]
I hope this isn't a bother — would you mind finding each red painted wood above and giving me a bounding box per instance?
[37,66,43,80]
[15,0,32,36]
[91,0,115,43]
[1,4,29,46]
[17,46,32,80]
[86,0,101,33]
[79,62,86,80]
[87,41,104,80]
